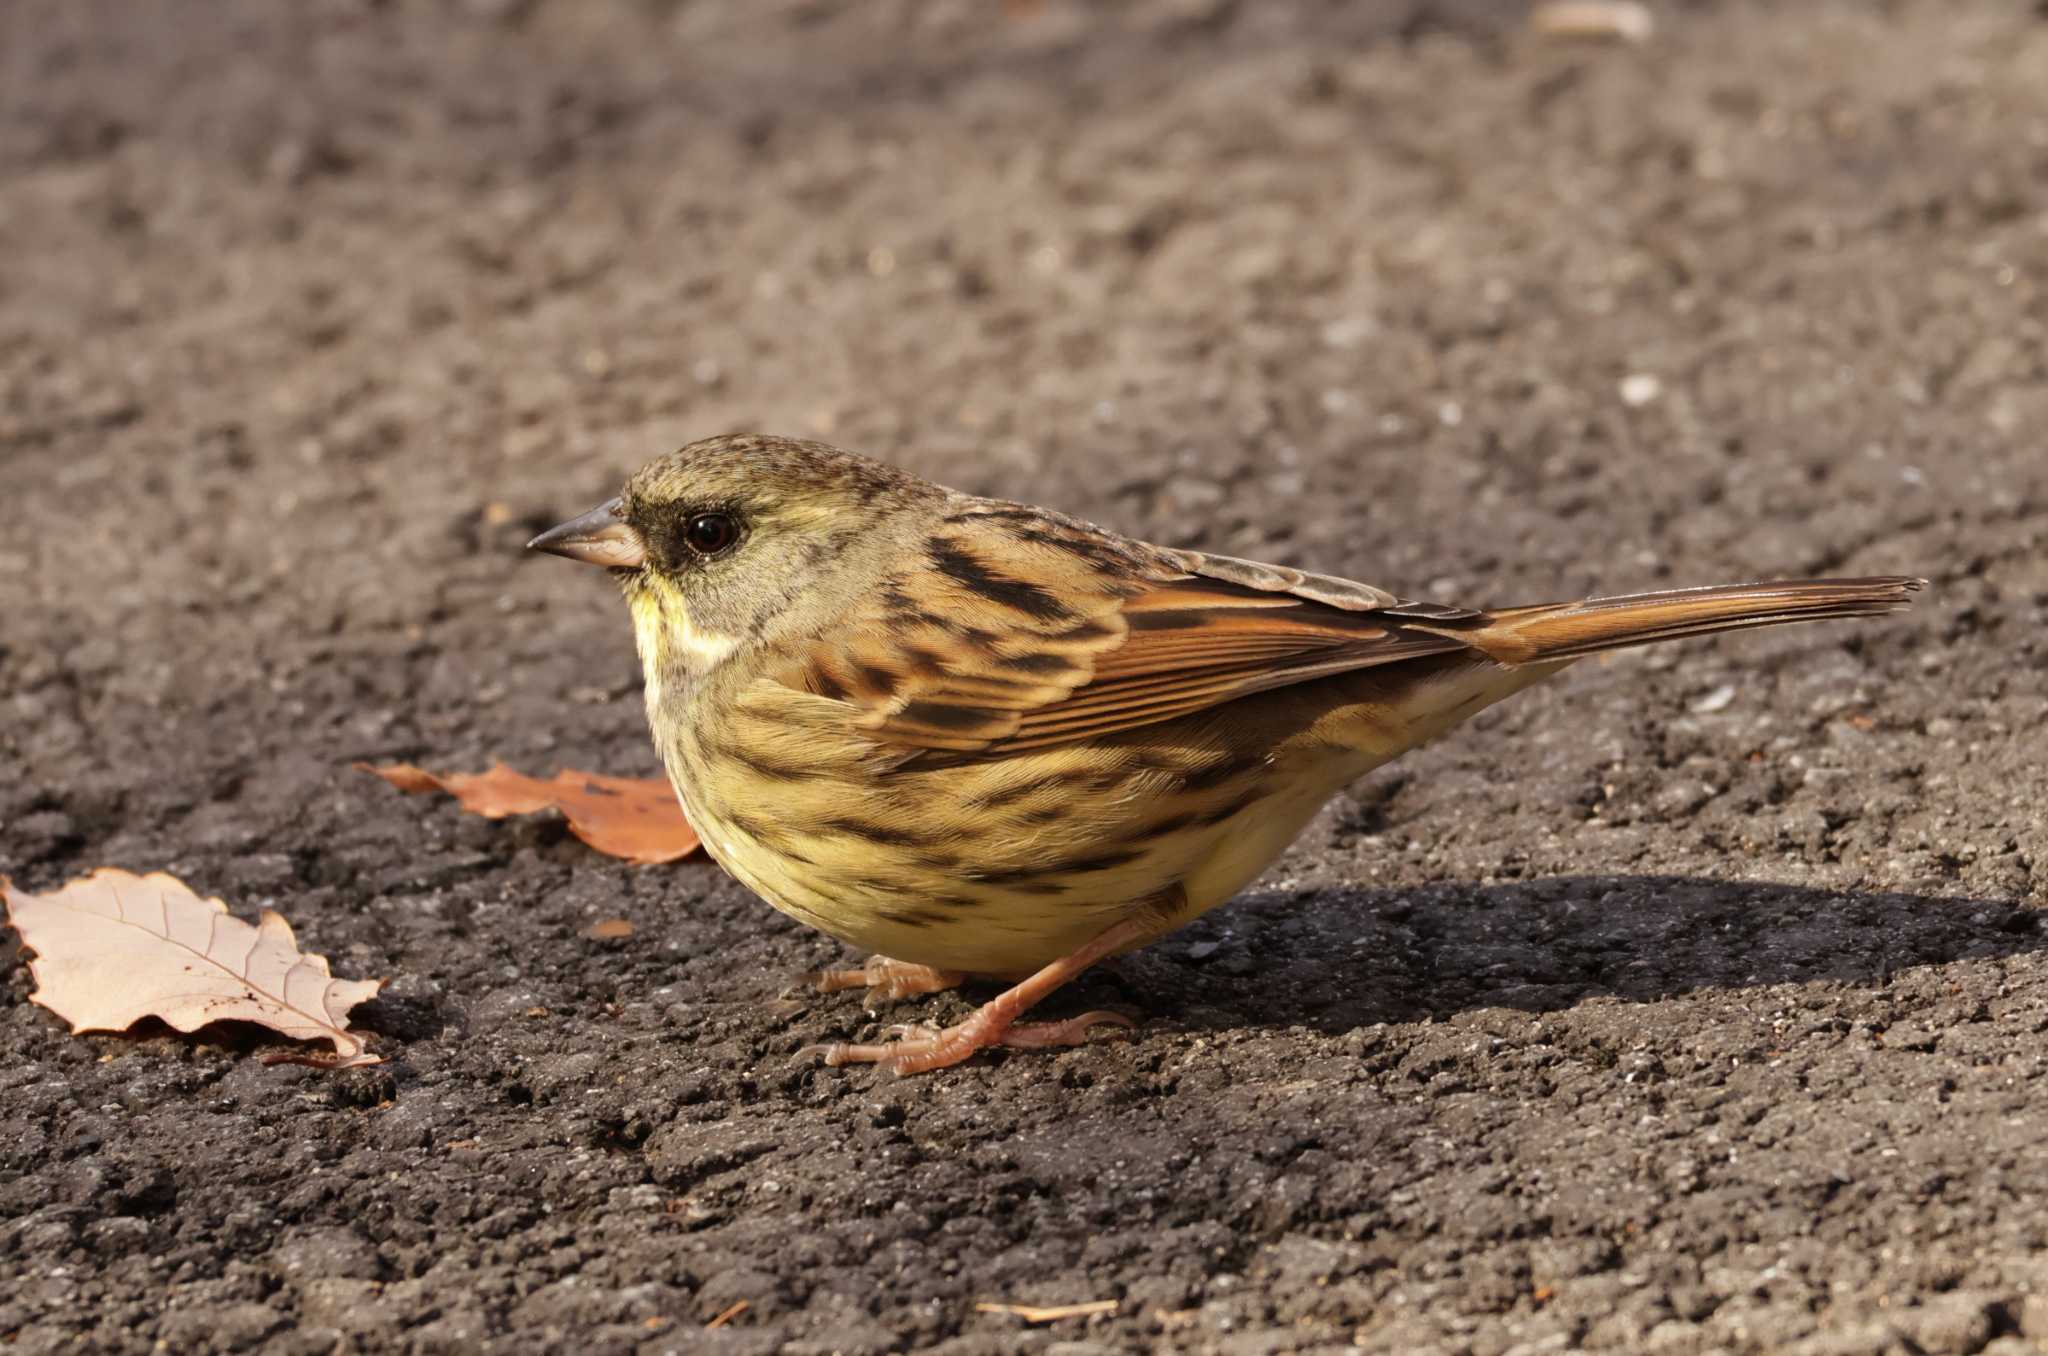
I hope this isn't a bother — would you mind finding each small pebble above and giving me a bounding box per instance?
[1619,372,1663,407]
[1531,1,1654,43]
[1690,684,1736,714]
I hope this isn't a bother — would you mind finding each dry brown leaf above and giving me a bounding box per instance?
[358,761,700,864]
[975,1300,1118,1324]
[2,869,382,1068]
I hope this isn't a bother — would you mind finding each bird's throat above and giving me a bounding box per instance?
[628,591,738,711]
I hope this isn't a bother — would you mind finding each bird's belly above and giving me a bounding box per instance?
[1165,766,1358,933]
[691,792,1195,980]
[675,728,1377,980]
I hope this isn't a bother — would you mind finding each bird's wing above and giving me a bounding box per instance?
[767,506,1481,756]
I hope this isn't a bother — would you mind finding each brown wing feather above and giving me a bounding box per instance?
[771,507,1471,756]
[1002,580,1468,748]
[760,486,1920,758]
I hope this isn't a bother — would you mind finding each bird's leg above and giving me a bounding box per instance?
[796,956,966,1011]
[802,916,1153,1076]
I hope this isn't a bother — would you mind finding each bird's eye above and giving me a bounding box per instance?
[682,511,739,557]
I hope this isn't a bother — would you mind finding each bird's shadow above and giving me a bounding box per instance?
[1086,875,2046,1034]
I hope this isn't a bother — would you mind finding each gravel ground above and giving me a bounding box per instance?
[4,2,2047,1352]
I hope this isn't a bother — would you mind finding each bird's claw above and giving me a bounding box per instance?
[800,1009,1135,1076]
[791,957,965,1010]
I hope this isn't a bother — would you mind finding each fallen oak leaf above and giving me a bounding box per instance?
[356,762,700,865]
[1,869,382,1068]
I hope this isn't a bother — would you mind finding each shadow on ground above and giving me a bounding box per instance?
[1105,875,2045,1032]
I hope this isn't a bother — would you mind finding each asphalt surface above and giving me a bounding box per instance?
[4,2,2046,1352]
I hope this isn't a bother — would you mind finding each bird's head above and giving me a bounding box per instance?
[529,434,936,686]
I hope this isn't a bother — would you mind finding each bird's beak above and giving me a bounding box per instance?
[527,497,647,569]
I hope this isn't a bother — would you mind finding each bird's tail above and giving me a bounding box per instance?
[1443,577,1925,666]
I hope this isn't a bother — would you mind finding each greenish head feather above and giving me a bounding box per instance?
[613,433,943,686]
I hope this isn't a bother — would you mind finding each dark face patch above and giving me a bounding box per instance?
[616,434,946,648]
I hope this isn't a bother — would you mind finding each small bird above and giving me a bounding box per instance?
[531,434,1922,1075]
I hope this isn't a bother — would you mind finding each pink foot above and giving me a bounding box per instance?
[795,914,1162,1076]
[794,956,966,1011]
[803,1009,1134,1076]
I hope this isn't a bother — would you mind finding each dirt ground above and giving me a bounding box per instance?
[4,1,2047,1352]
